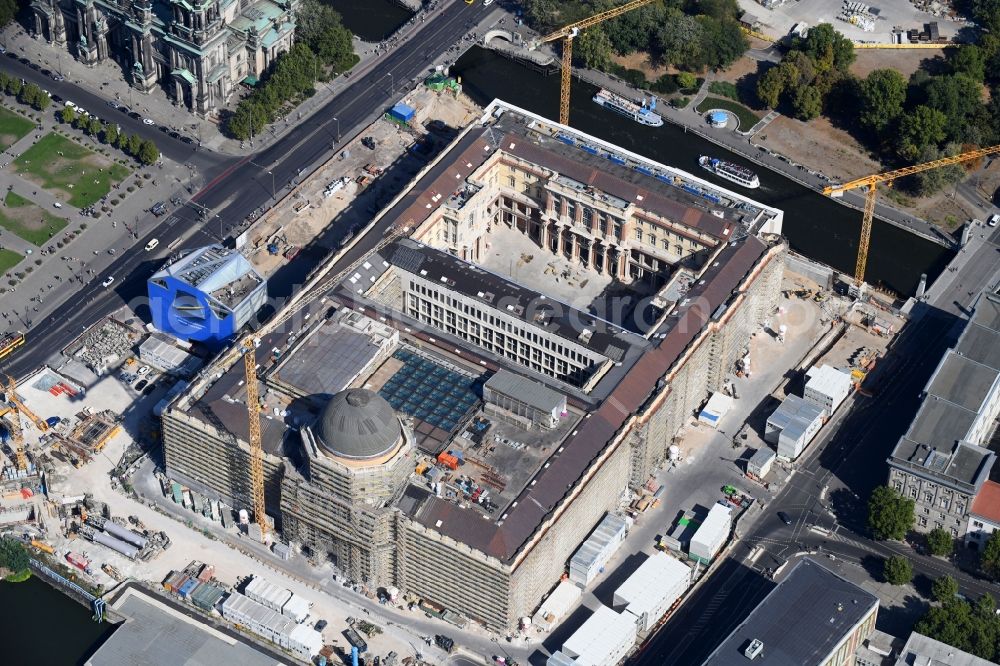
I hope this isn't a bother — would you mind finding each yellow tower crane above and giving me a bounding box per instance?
[536,0,658,126]
[241,336,269,542]
[823,143,1000,290]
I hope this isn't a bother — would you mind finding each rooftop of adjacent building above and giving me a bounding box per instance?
[971,480,1000,525]
[151,244,264,309]
[702,557,879,666]
[889,292,1000,492]
[895,631,996,666]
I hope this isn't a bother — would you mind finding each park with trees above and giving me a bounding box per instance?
[522,0,747,94]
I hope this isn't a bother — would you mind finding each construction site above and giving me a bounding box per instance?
[154,97,792,641]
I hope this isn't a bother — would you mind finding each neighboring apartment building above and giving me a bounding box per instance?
[30,0,296,116]
[894,631,995,666]
[702,557,879,666]
[886,293,1000,535]
[965,480,1000,550]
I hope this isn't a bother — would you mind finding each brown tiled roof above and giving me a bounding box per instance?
[411,237,772,563]
[972,480,1000,524]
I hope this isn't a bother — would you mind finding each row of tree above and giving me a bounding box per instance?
[756,22,1000,195]
[58,107,160,165]
[523,0,747,80]
[0,537,29,578]
[0,72,53,112]
[226,0,357,140]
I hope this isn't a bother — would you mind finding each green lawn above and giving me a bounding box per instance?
[0,191,68,245]
[696,97,762,131]
[0,107,35,150]
[0,248,24,276]
[13,133,130,208]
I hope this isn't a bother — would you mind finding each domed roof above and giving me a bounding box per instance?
[315,389,401,460]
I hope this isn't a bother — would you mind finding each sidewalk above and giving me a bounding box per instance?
[571,65,951,249]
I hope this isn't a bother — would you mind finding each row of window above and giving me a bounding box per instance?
[406,283,598,363]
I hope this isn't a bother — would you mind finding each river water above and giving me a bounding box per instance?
[451,47,953,296]
[321,0,414,42]
[0,576,115,665]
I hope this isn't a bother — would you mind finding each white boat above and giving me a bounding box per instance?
[698,156,760,189]
[592,89,663,127]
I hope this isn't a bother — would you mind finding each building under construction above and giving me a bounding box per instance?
[160,101,786,631]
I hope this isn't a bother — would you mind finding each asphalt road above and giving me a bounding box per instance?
[0,0,493,379]
[0,53,224,170]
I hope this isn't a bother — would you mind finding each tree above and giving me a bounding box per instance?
[883,555,913,585]
[103,123,119,147]
[798,23,855,73]
[973,0,1000,35]
[295,0,356,71]
[59,107,76,125]
[932,574,959,604]
[756,65,788,108]
[574,28,614,71]
[34,93,50,112]
[0,537,29,574]
[227,100,267,141]
[656,10,704,71]
[126,133,142,156]
[911,143,966,195]
[698,16,747,70]
[676,72,697,90]
[137,139,159,165]
[792,84,822,120]
[867,485,915,540]
[18,83,40,108]
[88,117,103,137]
[859,69,907,132]
[949,45,986,82]
[897,105,948,161]
[5,76,22,96]
[923,73,983,141]
[981,531,1000,578]
[926,527,955,557]
[0,0,17,30]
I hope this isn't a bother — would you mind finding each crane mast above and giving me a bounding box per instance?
[536,0,658,125]
[242,337,269,542]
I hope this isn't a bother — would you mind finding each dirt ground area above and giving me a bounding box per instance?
[849,48,944,79]
[754,115,882,183]
[248,85,481,276]
[611,52,671,80]
[715,54,763,85]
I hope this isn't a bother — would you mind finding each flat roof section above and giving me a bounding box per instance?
[895,631,995,666]
[485,369,566,414]
[925,351,999,414]
[87,586,292,666]
[702,558,878,666]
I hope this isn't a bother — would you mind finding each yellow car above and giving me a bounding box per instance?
[465,0,474,4]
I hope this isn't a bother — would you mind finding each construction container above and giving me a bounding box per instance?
[66,552,89,571]
[163,571,187,593]
[191,582,226,612]
[554,606,636,666]
[171,482,183,504]
[169,574,191,595]
[245,575,292,612]
[196,564,215,582]
[178,579,201,599]
[569,513,628,586]
[30,539,54,554]
[436,452,459,470]
[613,552,691,632]
[689,504,732,564]
[532,580,582,631]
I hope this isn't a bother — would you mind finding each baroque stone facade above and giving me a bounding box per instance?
[30,0,296,116]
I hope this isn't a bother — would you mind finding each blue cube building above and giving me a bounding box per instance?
[148,245,267,347]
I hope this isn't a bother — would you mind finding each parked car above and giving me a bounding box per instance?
[137,365,150,375]
[142,118,155,126]
[134,379,148,391]
[777,511,792,526]
[988,214,999,228]
[151,202,167,216]
[315,619,327,631]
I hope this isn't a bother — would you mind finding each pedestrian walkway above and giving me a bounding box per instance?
[745,109,779,137]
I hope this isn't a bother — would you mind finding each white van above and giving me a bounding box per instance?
[145,238,160,251]
[988,214,999,228]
